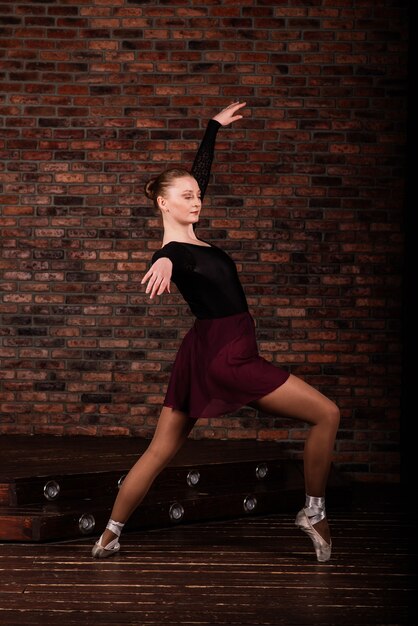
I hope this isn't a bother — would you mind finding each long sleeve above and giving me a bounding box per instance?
[191,119,221,201]
[151,242,195,277]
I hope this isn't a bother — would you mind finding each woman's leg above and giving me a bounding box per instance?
[250,373,340,543]
[98,406,197,547]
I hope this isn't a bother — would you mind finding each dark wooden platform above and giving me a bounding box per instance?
[0,438,413,624]
[0,436,347,543]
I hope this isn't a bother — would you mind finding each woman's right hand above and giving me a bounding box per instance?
[141,257,173,299]
[212,101,247,126]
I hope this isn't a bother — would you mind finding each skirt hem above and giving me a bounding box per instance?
[163,364,290,420]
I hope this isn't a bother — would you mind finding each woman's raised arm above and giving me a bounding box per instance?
[191,101,247,200]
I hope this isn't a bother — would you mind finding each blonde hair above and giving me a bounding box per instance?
[144,168,194,211]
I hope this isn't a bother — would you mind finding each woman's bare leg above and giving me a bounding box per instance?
[99,406,197,547]
[250,373,340,543]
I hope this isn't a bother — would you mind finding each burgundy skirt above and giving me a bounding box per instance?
[163,310,290,420]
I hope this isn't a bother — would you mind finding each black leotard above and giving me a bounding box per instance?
[151,119,249,320]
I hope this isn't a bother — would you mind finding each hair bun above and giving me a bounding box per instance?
[144,179,156,200]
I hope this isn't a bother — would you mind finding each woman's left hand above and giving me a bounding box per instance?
[212,101,247,126]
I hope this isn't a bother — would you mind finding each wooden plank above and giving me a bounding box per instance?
[0,436,295,478]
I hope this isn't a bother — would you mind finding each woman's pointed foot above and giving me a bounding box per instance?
[91,532,120,558]
[295,508,332,562]
[91,520,124,559]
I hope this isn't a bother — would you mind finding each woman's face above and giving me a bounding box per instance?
[159,176,202,225]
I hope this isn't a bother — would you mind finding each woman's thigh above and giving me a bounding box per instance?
[249,373,339,426]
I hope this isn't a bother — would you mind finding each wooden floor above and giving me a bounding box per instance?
[0,484,413,626]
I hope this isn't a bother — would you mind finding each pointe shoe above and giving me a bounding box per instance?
[295,508,332,562]
[91,519,124,559]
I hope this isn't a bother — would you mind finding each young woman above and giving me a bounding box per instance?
[92,102,340,562]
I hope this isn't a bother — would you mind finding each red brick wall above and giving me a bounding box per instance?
[0,1,408,481]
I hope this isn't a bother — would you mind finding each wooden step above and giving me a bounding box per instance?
[1,458,296,507]
[0,460,306,542]
[0,480,304,543]
[0,436,349,543]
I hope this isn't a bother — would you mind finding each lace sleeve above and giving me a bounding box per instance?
[190,119,221,201]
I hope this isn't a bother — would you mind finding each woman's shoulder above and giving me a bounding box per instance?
[156,240,180,250]
[151,240,178,259]
[151,241,196,266]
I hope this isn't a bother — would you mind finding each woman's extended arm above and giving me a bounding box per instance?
[191,101,247,200]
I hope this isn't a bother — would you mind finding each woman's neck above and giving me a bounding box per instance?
[162,225,200,245]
